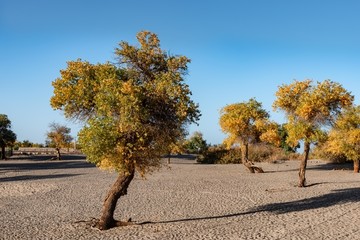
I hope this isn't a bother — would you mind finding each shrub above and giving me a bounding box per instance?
[197,143,300,164]
[311,143,349,163]
[196,145,228,164]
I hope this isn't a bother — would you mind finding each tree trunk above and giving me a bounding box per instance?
[354,159,359,173]
[56,148,61,160]
[241,142,264,173]
[1,146,5,160]
[97,169,135,230]
[298,141,310,187]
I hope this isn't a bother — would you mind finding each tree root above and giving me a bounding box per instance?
[96,218,136,230]
[74,217,136,230]
[114,218,135,227]
[243,158,264,173]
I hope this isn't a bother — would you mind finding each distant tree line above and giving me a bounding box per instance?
[0,116,74,160]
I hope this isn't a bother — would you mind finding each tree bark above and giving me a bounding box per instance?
[1,146,5,160]
[56,148,61,160]
[298,141,310,187]
[97,168,135,230]
[241,142,264,173]
[354,159,359,173]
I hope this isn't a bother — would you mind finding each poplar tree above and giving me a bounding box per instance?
[46,123,73,160]
[273,79,353,187]
[219,98,278,173]
[50,31,200,230]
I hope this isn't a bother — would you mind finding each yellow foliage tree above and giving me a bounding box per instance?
[219,98,280,173]
[273,79,353,187]
[46,122,73,160]
[326,105,360,172]
[50,31,200,230]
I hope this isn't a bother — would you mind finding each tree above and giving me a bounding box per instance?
[273,79,353,187]
[183,131,208,154]
[326,105,360,172]
[46,123,73,160]
[50,31,200,230]
[20,140,33,147]
[219,98,275,173]
[273,124,300,153]
[0,114,16,160]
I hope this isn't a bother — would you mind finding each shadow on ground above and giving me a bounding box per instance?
[307,161,354,171]
[139,187,360,225]
[0,173,82,182]
[0,154,94,172]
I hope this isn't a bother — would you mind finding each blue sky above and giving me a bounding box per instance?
[1,0,360,145]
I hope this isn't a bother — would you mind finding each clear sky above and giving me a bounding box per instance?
[1,0,360,145]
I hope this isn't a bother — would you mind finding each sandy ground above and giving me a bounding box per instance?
[1,154,360,240]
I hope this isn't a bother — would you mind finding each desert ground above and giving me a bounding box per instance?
[1,154,359,240]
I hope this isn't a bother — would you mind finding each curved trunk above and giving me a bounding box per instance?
[97,168,135,230]
[354,159,359,173]
[298,141,310,187]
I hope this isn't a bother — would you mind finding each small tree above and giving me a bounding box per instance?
[51,31,200,230]
[219,98,275,173]
[0,114,16,159]
[326,105,360,172]
[46,123,73,160]
[183,131,208,154]
[273,79,353,187]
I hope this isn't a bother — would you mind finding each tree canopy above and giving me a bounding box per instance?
[219,98,269,147]
[0,114,16,159]
[50,31,200,230]
[273,79,353,186]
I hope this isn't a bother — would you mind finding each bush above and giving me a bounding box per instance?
[196,145,229,164]
[249,144,301,162]
[197,143,300,164]
[310,144,349,163]
[216,148,243,164]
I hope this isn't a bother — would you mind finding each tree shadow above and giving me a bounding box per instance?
[164,154,197,160]
[307,161,354,171]
[0,173,82,182]
[138,187,360,225]
[264,168,299,173]
[252,187,360,214]
[0,155,94,172]
[9,154,87,161]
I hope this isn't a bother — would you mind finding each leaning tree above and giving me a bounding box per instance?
[273,79,353,187]
[0,114,16,160]
[50,31,200,230]
[219,98,280,173]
